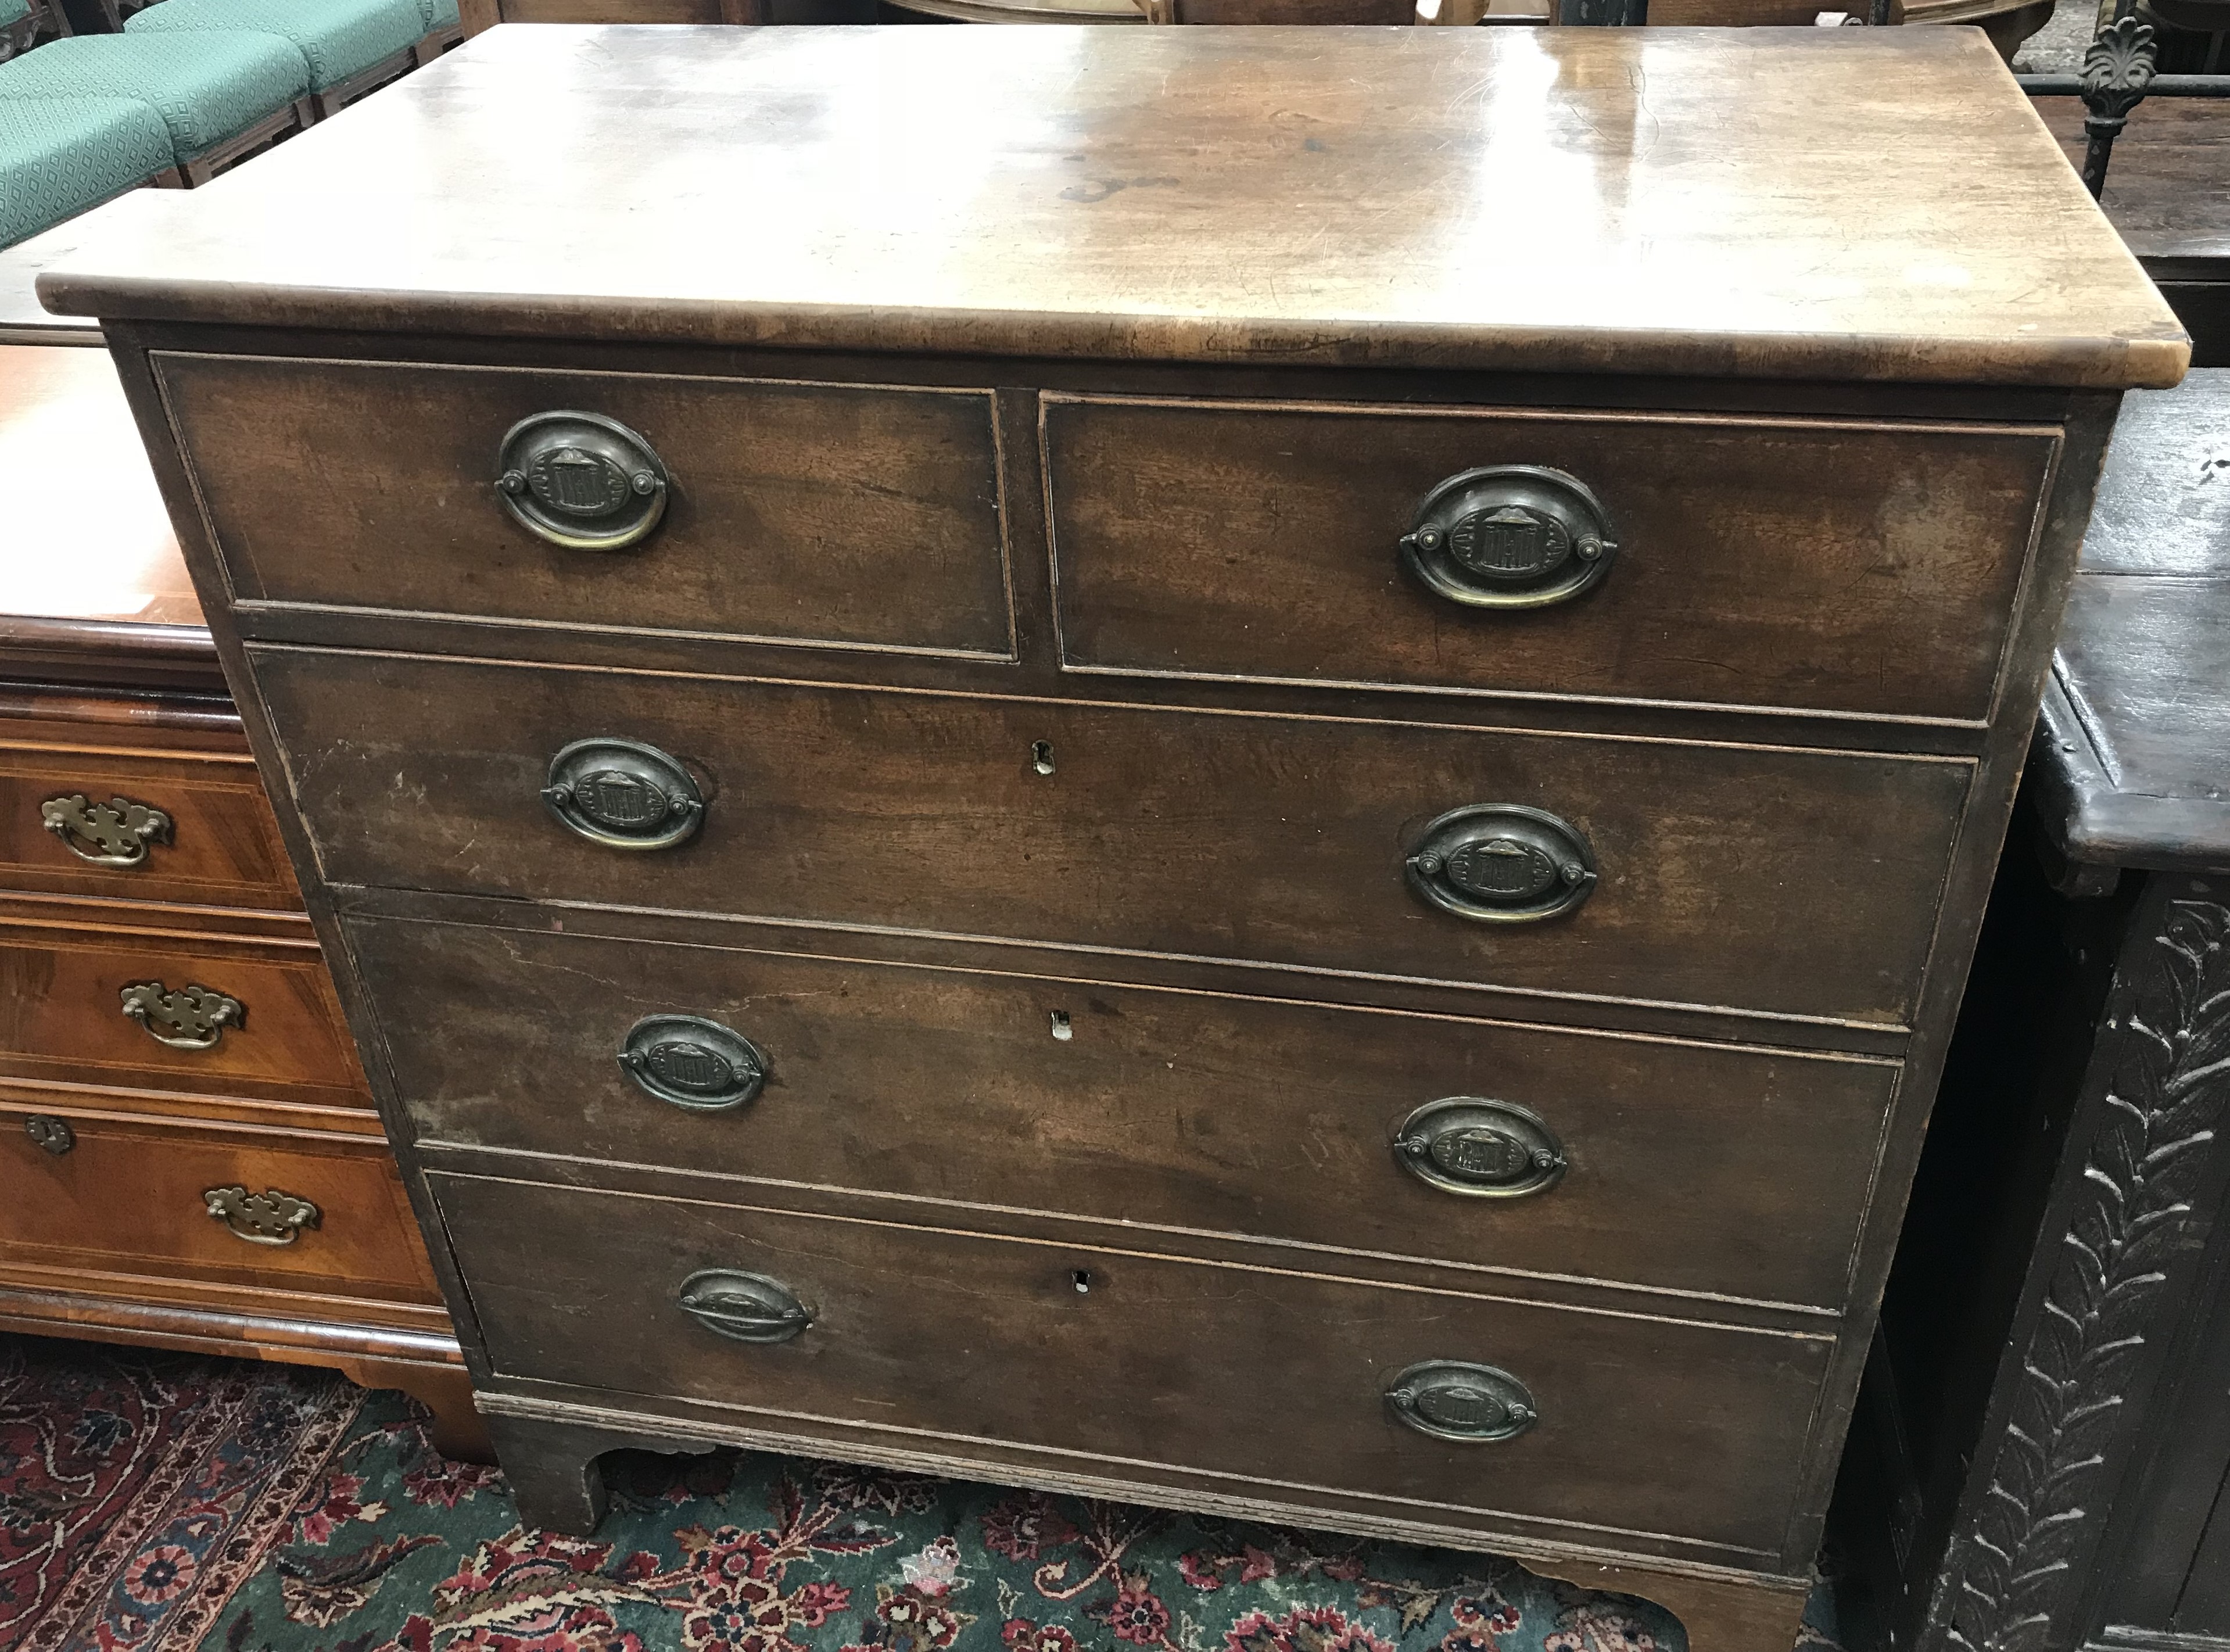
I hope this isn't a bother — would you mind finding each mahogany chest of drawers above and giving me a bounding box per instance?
[40,23,2186,1652]
[0,334,477,1452]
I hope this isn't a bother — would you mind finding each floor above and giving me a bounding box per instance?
[2015,0,2100,70]
[0,1332,1854,1652]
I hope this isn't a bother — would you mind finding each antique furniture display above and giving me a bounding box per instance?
[0,332,480,1456]
[42,23,2186,1652]
[1840,371,2230,1652]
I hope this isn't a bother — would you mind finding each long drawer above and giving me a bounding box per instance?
[0,737,299,910]
[356,913,1897,1309]
[260,649,1970,1026]
[1,1102,439,1301]
[154,353,1014,661]
[429,1170,1834,1557]
[1045,393,2060,722]
[0,907,368,1109]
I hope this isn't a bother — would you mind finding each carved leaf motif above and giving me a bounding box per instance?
[1944,899,2230,1652]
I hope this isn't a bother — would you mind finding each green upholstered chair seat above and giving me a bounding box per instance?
[0,36,306,163]
[0,95,173,250]
[0,0,33,30]
[124,0,426,92]
[412,0,461,29]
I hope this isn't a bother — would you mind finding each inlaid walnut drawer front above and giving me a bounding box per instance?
[155,353,1013,660]
[1045,395,2061,722]
[2,1106,438,1299]
[1,744,299,909]
[358,915,1898,1309]
[431,1170,1833,1556]
[261,649,1969,1027]
[0,919,367,1108]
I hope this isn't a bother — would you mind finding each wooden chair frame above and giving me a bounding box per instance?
[144,94,316,188]
[313,41,416,120]
[0,0,62,60]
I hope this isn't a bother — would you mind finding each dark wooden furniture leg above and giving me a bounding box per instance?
[485,1411,611,1534]
[1529,1557,1813,1652]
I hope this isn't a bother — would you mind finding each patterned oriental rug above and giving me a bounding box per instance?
[0,1334,1842,1652]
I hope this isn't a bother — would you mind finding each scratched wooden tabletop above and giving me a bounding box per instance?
[39,23,2187,388]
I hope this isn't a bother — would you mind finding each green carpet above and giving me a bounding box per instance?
[202,1389,1843,1652]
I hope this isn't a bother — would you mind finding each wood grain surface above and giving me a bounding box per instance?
[0,904,368,1109]
[431,1168,1834,1557]
[2032,371,2230,870]
[2041,97,2230,277]
[348,912,1900,1309]
[40,26,2185,388]
[158,352,1014,659]
[0,739,299,910]
[2079,371,2230,578]
[1046,394,2058,722]
[253,648,1971,1029]
[1,1105,439,1299]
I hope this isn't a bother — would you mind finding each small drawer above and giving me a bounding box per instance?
[155,353,1013,660]
[260,650,1970,1027]
[1,1105,438,1300]
[431,1170,1832,1556]
[0,741,299,909]
[0,909,368,1109]
[1044,394,2060,722]
[357,915,1898,1310]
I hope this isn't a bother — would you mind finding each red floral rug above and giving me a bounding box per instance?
[0,1333,366,1652]
[1,1332,1844,1652]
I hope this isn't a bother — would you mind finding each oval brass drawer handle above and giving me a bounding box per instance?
[119,981,245,1051]
[1385,1360,1539,1443]
[677,1268,813,1344]
[1406,804,1597,924]
[1394,1098,1566,1199]
[496,410,670,552]
[204,1185,320,1245]
[41,793,174,869]
[542,737,704,851]
[1400,465,1617,611]
[619,1015,768,1113]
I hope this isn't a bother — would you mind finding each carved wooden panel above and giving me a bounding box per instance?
[1932,887,2230,1652]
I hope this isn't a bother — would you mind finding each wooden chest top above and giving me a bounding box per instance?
[38,23,2187,388]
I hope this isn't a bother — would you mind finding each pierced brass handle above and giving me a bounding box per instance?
[1385,1360,1539,1443]
[619,1015,767,1113]
[42,794,173,869]
[1400,465,1617,611]
[204,1185,320,1245]
[496,410,670,551]
[542,737,704,852]
[120,981,244,1051]
[677,1269,813,1343]
[1406,804,1597,924]
[1393,1098,1566,1199]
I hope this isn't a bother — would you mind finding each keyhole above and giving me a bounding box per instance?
[1030,741,1056,776]
[1049,1009,1073,1041]
[1071,1269,1092,1293]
